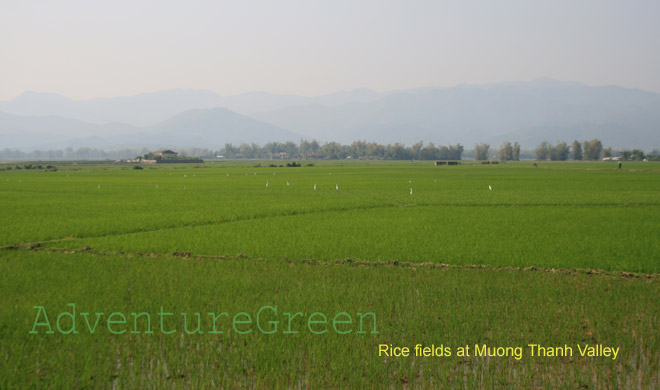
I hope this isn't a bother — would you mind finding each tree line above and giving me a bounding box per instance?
[220,140,464,161]
[472,142,521,161]
[532,139,649,161]
[475,139,608,161]
[1,141,465,161]
[2,140,657,161]
[476,139,655,161]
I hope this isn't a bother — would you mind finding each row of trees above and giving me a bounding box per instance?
[532,139,635,161]
[475,139,656,161]
[218,140,464,161]
[618,149,648,161]
[0,147,218,160]
[3,140,657,161]
[534,140,603,161]
[534,141,575,161]
[473,142,522,161]
[498,142,521,161]
[533,140,653,161]
[0,147,155,160]
[0,141,465,161]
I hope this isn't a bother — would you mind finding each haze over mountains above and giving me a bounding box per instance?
[1,79,659,152]
[0,88,386,126]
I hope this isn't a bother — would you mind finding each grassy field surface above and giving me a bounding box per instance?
[1,160,659,388]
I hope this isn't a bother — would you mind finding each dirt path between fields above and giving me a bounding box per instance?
[2,243,658,281]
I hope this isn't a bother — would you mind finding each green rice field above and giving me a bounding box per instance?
[1,160,659,388]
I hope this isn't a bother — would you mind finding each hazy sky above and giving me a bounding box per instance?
[1,0,659,100]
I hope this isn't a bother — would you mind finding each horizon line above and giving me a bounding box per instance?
[6,77,655,103]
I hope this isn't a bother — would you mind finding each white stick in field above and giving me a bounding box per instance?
[266,181,269,187]
[489,185,492,190]
[287,181,290,186]
[336,184,338,190]
[410,188,413,195]
[314,184,317,191]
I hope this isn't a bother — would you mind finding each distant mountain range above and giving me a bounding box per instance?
[1,79,660,151]
[252,79,660,148]
[0,88,385,127]
[0,108,303,151]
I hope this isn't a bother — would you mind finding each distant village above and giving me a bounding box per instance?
[126,150,204,164]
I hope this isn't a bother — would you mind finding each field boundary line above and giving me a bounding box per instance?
[0,202,401,248]
[3,201,660,249]
[2,244,658,280]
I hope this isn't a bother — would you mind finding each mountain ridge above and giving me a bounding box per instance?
[2,79,660,150]
[0,107,305,151]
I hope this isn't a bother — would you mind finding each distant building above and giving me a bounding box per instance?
[137,149,203,164]
[153,150,178,158]
[266,152,288,160]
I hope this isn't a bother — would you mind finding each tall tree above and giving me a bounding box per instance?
[299,139,312,159]
[499,142,513,161]
[474,143,490,161]
[535,141,550,160]
[451,144,464,160]
[572,140,582,160]
[410,141,424,160]
[513,142,520,161]
[550,142,570,161]
[365,142,385,158]
[420,142,438,160]
[349,140,367,158]
[583,139,603,160]
[632,149,646,161]
[222,143,238,158]
[385,143,411,160]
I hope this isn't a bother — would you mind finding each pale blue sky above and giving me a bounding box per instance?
[1,0,659,100]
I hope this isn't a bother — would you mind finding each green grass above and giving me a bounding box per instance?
[47,204,659,272]
[2,250,658,389]
[1,161,659,388]
[2,161,659,271]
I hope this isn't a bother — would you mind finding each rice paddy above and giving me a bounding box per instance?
[1,160,659,388]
